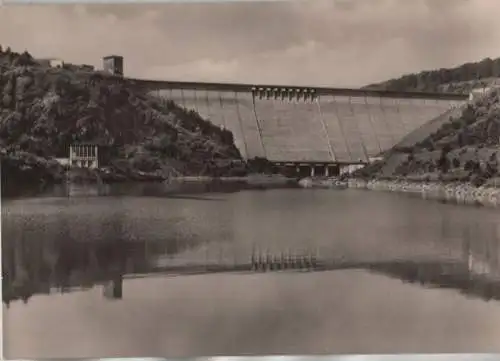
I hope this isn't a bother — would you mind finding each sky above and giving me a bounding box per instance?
[2,0,500,87]
[83,356,500,361]
[206,356,500,361]
[82,357,500,361]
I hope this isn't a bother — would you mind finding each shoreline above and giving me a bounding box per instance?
[2,173,300,199]
[68,167,299,187]
[7,166,500,210]
[347,178,500,208]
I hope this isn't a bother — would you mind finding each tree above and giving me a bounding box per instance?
[17,51,34,66]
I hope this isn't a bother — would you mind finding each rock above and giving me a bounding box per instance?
[348,178,500,208]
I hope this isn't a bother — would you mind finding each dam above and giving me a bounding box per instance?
[137,80,468,171]
[92,55,470,175]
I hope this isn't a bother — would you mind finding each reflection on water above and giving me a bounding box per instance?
[6,179,297,200]
[3,189,500,357]
[3,232,500,305]
[3,192,500,305]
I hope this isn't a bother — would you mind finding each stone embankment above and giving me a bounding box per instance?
[348,179,500,208]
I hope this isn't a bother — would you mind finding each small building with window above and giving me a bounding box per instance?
[103,55,124,76]
[69,143,99,169]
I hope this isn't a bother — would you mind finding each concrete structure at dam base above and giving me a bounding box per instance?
[273,161,366,178]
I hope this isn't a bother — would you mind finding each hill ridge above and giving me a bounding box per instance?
[0,46,247,195]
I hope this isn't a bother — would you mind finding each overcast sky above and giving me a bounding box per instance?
[2,0,500,87]
[207,356,499,361]
[87,356,500,361]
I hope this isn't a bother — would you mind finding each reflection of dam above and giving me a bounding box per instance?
[137,80,468,166]
[3,230,500,305]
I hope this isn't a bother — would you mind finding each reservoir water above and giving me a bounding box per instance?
[2,186,500,358]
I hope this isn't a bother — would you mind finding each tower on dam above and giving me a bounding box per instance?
[102,275,123,300]
[103,55,124,76]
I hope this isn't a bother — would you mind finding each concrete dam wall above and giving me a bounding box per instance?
[146,84,467,163]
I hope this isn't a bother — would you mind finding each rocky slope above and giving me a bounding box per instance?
[0,47,247,195]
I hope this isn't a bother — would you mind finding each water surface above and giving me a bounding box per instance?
[3,187,500,358]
